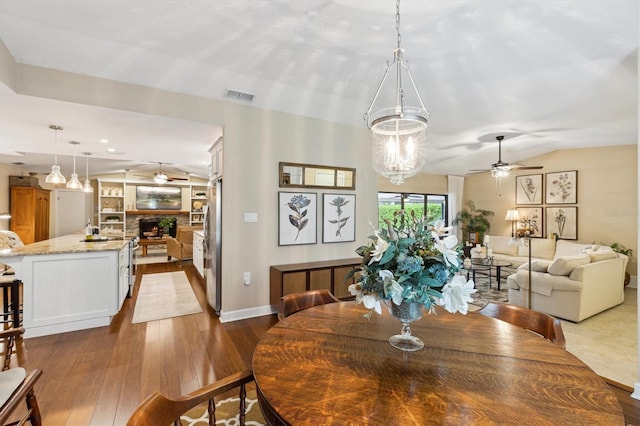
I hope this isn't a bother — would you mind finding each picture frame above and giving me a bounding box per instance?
[516,207,544,238]
[545,171,577,204]
[278,191,317,246]
[322,193,356,243]
[515,174,543,205]
[546,207,577,240]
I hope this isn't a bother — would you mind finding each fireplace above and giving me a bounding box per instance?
[139,217,177,239]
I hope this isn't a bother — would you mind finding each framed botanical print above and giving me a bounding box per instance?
[515,174,543,205]
[546,207,577,240]
[322,194,356,243]
[516,207,543,238]
[545,171,577,204]
[278,191,317,246]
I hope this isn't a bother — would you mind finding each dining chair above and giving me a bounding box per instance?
[478,301,566,349]
[127,369,255,426]
[277,290,340,321]
[0,327,43,425]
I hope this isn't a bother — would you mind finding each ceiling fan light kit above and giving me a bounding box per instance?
[153,162,168,184]
[471,135,543,177]
[364,0,429,185]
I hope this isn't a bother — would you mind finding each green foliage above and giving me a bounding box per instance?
[378,204,443,230]
[609,242,632,258]
[158,217,174,229]
[451,201,494,241]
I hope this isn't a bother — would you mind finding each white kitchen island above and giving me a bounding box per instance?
[0,234,131,338]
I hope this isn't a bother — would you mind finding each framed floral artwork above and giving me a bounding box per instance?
[322,193,356,243]
[546,207,577,240]
[516,207,543,238]
[278,191,317,246]
[515,174,542,205]
[545,171,577,204]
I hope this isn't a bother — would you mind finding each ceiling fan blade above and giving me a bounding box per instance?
[167,176,189,181]
[512,165,543,170]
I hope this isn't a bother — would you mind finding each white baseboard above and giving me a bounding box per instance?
[632,382,640,400]
[628,274,637,288]
[219,304,275,323]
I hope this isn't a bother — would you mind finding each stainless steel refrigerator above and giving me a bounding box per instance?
[204,177,222,314]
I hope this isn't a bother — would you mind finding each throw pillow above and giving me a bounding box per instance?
[548,255,590,276]
[517,259,552,272]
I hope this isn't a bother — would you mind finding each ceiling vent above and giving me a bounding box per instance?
[224,89,255,103]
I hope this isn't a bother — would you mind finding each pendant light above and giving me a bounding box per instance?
[66,141,83,189]
[364,0,429,185]
[45,125,66,184]
[82,152,94,193]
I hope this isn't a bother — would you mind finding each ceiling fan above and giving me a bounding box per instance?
[132,162,189,183]
[470,135,542,177]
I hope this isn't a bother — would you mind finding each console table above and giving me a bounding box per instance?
[269,258,361,305]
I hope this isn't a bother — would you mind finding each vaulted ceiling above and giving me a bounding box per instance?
[0,1,637,178]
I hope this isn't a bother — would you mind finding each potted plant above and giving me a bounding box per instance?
[452,200,495,244]
[158,217,174,237]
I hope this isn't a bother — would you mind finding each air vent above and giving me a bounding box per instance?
[224,89,255,103]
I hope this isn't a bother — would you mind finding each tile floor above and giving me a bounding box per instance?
[561,287,637,387]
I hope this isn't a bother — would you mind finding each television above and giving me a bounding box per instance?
[136,186,182,210]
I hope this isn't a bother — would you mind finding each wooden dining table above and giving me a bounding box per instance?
[252,302,624,425]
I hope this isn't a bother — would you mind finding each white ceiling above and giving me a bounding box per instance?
[0,0,637,178]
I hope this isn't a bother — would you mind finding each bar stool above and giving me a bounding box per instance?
[0,276,22,329]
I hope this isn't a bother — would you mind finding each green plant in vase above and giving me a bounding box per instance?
[158,217,174,236]
[451,200,494,243]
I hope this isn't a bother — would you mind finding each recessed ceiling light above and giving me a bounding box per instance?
[100,139,109,144]
[106,147,116,153]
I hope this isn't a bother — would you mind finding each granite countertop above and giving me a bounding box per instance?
[0,234,129,257]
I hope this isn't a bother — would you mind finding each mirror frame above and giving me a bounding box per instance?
[279,162,356,190]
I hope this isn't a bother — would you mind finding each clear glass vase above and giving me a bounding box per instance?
[386,300,425,351]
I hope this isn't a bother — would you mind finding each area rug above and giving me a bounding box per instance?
[135,246,178,265]
[180,383,265,426]
[132,271,203,324]
[468,272,509,307]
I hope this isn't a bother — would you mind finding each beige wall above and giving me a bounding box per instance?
[0,50,378,317]
[463,145,638,275]
[378,173,448,194]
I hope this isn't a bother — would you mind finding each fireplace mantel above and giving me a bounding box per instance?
[126,210,189,215]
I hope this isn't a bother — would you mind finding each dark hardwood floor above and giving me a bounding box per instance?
[5,261,640,425]
[12,262,277,425]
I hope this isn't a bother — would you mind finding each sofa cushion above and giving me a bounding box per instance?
[517,238,556,259]
[554,240,591,258]
[517,259,552,272]
[581,246,618,262]
[486,235,519,257]
[547,255,590,276]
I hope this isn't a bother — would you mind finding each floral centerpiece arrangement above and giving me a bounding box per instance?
[347,211,475,350]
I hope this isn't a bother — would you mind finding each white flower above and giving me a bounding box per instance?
[379,270,404,305]
[368,231,389,265]
[431,219,453,236]
[439,275,476,315]
[348,283,363,301]
[362,294,382,315]
[432,232,460,268]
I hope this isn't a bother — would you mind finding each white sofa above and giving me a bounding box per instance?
[473,235,628,322]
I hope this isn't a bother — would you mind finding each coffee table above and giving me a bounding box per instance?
[461,260,491,285]
[490,259,514,290]
[138,238,167,256]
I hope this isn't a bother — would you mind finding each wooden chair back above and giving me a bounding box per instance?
[127,369,254,426]
[478,302,566,349]
[277,290,339,321]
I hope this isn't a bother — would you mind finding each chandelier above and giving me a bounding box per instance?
[45,125,66,184]
[364,0,429,185]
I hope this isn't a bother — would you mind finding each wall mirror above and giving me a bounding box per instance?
[279,162,356,190]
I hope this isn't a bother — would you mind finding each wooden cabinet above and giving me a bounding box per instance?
[10,187,51,244]
[270,258,361,305]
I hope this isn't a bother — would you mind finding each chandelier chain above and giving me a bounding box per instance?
[395,0,401,49]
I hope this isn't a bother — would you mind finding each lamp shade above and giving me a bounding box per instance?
[505,209,520,221]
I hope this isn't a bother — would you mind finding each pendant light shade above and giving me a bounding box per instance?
[66,141,82,189]
[45,125,66,184]
[364,0,429,185]
[154,163,168,184]
[82,152,94,193]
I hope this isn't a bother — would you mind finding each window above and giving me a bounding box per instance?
[378,192,448,229]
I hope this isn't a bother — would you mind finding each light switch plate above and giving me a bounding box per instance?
[244,212,258,223]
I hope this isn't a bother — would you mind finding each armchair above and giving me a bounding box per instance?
[166,225,203,265]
